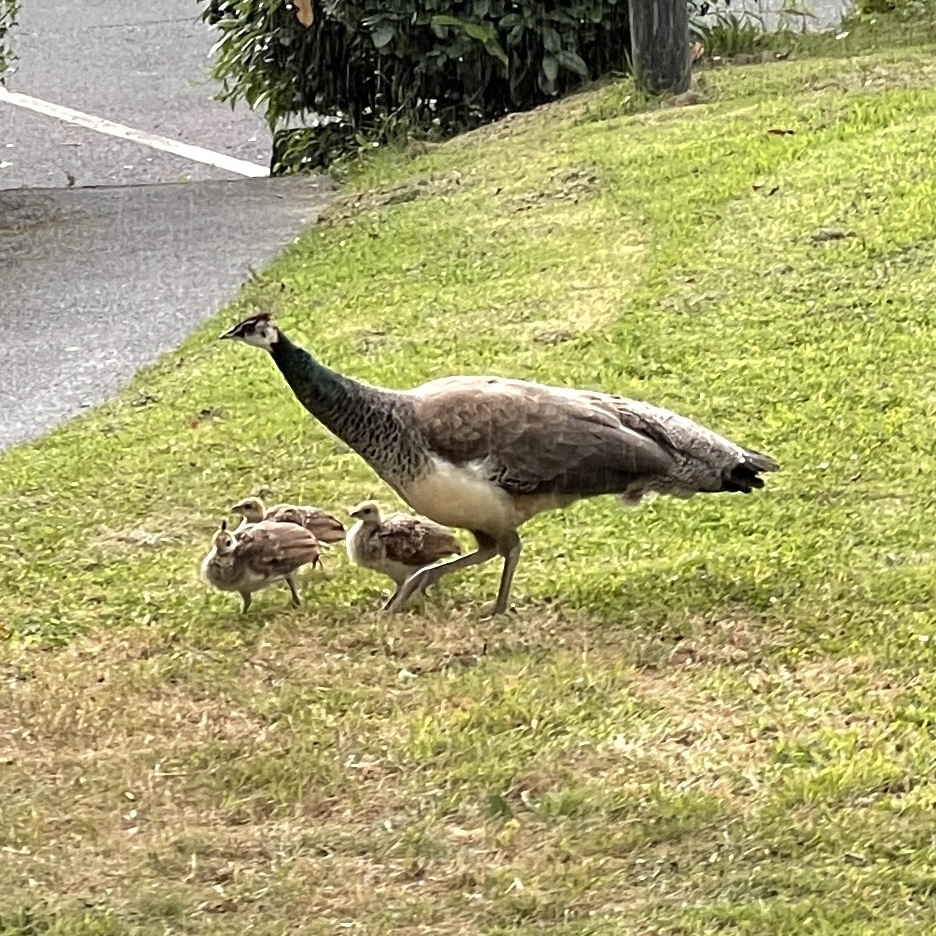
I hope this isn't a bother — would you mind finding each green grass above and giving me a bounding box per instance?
[4,29,936,936]
[691,0,936,63]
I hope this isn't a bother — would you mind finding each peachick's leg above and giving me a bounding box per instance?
[484,531,523,618]
[384,531,498,613]
[240,591,252,613]
[286,573,302,606]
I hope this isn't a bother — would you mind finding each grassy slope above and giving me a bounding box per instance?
[4,31,936,936]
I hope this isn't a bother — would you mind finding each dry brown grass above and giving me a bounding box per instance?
[0,606,910,934]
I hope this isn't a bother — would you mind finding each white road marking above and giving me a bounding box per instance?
[0,86,270,178]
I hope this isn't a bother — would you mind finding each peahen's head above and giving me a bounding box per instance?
[220,311,280,351]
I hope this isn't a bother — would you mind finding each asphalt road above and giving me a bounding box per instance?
[0,1,334,452]
[1,1,271,188]
[0,178,331,452]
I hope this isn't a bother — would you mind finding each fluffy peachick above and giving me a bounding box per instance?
[346,500,463,609]
[201,518,323,613]
[231,495,346,544]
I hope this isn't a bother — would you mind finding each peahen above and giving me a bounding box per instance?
[220,311,779,617]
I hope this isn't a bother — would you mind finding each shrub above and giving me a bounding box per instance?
[0,0,19,79]
[200,0,717,170]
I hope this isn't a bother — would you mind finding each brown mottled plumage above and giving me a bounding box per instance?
[231,495,346,544]
[200,519,323,612]
[346,501,463,609]
[220,311,780,618]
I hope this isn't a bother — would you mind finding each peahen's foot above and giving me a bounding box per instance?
[479,600,518,621]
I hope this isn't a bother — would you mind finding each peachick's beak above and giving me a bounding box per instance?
[218,324,238,340]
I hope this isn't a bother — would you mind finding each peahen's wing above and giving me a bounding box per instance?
[408,376,676,497]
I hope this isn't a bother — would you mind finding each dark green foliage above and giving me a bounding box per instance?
[200,0,635,169]
[0,0,19,78]
[199,0,730,171]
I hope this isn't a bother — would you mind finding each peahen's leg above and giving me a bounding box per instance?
[383,531,498,613]
[483,531,522,618]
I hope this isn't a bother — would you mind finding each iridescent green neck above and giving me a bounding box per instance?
[268,333,426,484]
[271,333,361,425]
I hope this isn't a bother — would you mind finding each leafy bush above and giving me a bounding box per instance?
[0,0,19,79]
[201,0,716,170]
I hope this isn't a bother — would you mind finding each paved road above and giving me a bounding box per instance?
[2,1,271,188]
[0,0,333,453]
[0,178,331,452]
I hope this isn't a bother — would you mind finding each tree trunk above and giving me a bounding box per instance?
[629,0,691,96]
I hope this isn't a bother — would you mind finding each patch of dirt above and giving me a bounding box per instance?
[533,328,576,346]
[319,173,465,224]
[90,510,203,555]
[454,87,603,144]
[507,165,603,214]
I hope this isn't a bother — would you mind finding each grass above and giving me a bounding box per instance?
[691,0,936,62]
[5,21,936,935]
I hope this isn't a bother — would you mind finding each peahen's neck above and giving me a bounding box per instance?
[269,333,426,485]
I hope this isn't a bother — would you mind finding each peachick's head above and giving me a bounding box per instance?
[231,496,265,523]
[220,310,280,351]
[349,501,382,525]
[212,519,237,555]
